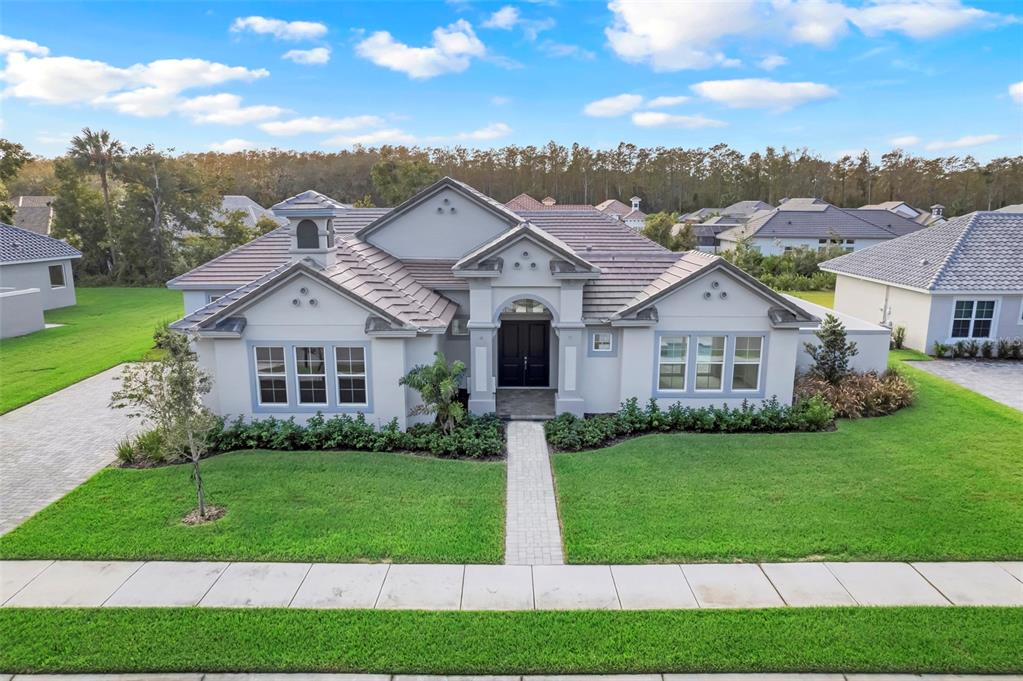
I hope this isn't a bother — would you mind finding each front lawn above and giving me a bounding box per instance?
[2,607,1019,674]
[553,361,1023,563]
[0,450,505,563]
[782,289,834,308]
[0,287,183,413]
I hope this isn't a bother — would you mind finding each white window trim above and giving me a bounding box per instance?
[948,297,999,340]
[731,336,763,392]
[48,263,66,289]
[254,346,288,406]
[335,346,369,407]
[657,336,688,392]
[694,335,727,392]
[294,346,328,407]
[591,331,613,353]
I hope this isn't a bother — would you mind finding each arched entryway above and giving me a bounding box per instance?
[495,297,557,418]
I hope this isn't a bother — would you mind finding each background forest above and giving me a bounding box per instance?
[4,133,1022,286]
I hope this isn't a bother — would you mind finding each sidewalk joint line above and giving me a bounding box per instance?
[608,564,623,610]
[100,560,146,607]
[758,562,788,607]
[908,561,955,605]
[676,562,699,607]
[372,563,391,609]
[288,562,314,608]
[0,558,54,606]
[458,564,466,611]
[823,561,860,606]
[196,561,230,607]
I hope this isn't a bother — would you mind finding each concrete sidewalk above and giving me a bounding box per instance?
[3,675,1022,681]
[3,560,1020,610]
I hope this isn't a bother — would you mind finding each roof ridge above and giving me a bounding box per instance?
[925,212,978,290]
[342,239,456,322]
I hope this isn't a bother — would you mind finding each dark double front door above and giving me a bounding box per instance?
[498,320,550,387]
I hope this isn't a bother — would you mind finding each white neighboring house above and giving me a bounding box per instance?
[167,178,889,427]
[717,198,925,256]
[0,222,81,338]
[820,211,1023,354]
[595,197,647,230]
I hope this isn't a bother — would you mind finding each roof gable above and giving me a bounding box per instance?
[453,223,599,274]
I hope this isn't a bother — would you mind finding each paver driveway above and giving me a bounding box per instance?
[0,365,139,534]
[908,359,1023,411]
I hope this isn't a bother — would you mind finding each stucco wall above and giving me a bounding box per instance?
[929,293,1023,348]
[183,289,235,315]
[365,186,511,260]
[792,297,891,374]
[0,287,45,338]
[0,259,77,310]
[834,275,934,352]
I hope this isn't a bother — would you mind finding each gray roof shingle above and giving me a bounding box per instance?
[0,222,81,265]
[820,211,1023,291]
[719,201,925,242]
[12,196,54,235]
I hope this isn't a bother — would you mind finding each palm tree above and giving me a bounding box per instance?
[68,128,124,272]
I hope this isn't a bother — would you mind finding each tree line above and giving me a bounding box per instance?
[4,132,1021,286]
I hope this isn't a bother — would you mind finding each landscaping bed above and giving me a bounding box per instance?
[0,450,505,563]
[0,287,183,413]
[552,360,1023,563]
[1,607,1019,674]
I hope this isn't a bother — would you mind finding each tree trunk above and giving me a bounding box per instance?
[188,431,206,518]
[99,170,116,275]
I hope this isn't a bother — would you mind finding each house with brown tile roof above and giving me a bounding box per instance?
[168,177,891,426]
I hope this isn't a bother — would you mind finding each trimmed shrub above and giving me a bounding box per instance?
[209,412,504,460]
[794,369,915,419]
[891,325,906,350]
[115,428,179,466]
[544,396,835,452]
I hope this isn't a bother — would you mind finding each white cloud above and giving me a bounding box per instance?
[483,6,520,29]
[889,135,921,146]
[646,95,690,108]
[605,0,757,70]
[0,51,268,108]
[454,122,512,140]
[0,35,49,56]
[1010,81,1023,104]
[355,19,486,78]
[490,95,511,105]
[631,111,726,128]
[208,138,262,153]
[538,41,595,60]
[852,0,1002,39]
[179,93,286,124]
[325,128,417,146]
[282,47,331,65]
[692,78,837,111]
[260,115,385,136]
[583,93,644,117]
[230,16,328,41]
[757,54,789,70]
[925,134,1002,151]
[774,0,851,46]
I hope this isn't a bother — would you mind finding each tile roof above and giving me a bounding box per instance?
[722,200,773,216]
[996,204,1023,213]
[595,198,632,216]
[12,196,54,235]
[518,210,669,254]
[820,211,1023,291]
[0,222,81,265]
[719,201,925,242]
[271,189,351,214]
[505,193,544,211]
[219,195,287,229]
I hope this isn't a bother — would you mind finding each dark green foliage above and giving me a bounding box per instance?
[210,412,504,459]
[399,351,467,433]
[722,240,841,291]
[544,396,834,452]
[805,313,858,383]
[371,155,440,204]
[0,138,31,223]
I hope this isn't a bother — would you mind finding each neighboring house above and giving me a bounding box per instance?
[221,195,289,229]
[595,197,647,229]
[717,197,925,255]
[11,196,55,235]
[861,200,945,226]
[675,201,775,253]
[165,177,895,427]
[996,204,1023,213]
[820,211,1023,353]
[0,222,81,338]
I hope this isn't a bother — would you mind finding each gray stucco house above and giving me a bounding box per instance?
[820,211,1023,353]
[168,178,888,427]
[0,222,81,338]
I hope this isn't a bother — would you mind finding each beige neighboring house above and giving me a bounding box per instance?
[167,177,891,426]
[860,200,945,226]
[820,211,1023,353]
[595,196,646,229]
[0,222,81,338]
[11,196,55,235]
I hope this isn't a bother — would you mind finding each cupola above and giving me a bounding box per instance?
[270,190,350,269]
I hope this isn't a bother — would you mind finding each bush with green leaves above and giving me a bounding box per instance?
[399,352,466,434]
[209,412,504,459]
[804,313,858,384]
[544,396,835,452]
[891,325,906,350]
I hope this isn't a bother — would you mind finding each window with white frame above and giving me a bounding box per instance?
[295,346,327,405]
[592,331,613,352]
[48,264,65,288]
[657,336,687,390]
[951,300,995,338]
[732,336,763,391]
[254,346,288,405]
[695,335,726,390]
[335,346,367,405]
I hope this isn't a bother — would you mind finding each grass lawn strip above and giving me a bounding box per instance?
[0,450,505,564]
[0,287,182,413]
[553,360,1023,563]
[781,289,835,308]
[1,607,1019,674]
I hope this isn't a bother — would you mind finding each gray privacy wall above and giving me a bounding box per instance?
[0,259,76,310]
[0,287,45,338]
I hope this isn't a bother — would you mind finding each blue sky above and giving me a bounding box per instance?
[2,0,1021,161]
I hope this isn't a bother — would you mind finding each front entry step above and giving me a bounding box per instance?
[496,389,556,420]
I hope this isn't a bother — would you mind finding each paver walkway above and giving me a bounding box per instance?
[0,365,139,535]
[3,560,1019,610]
[504,421,564,565]
[3,676,1020,681]
[3,670,1018,674]
[908,359,1023,411]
